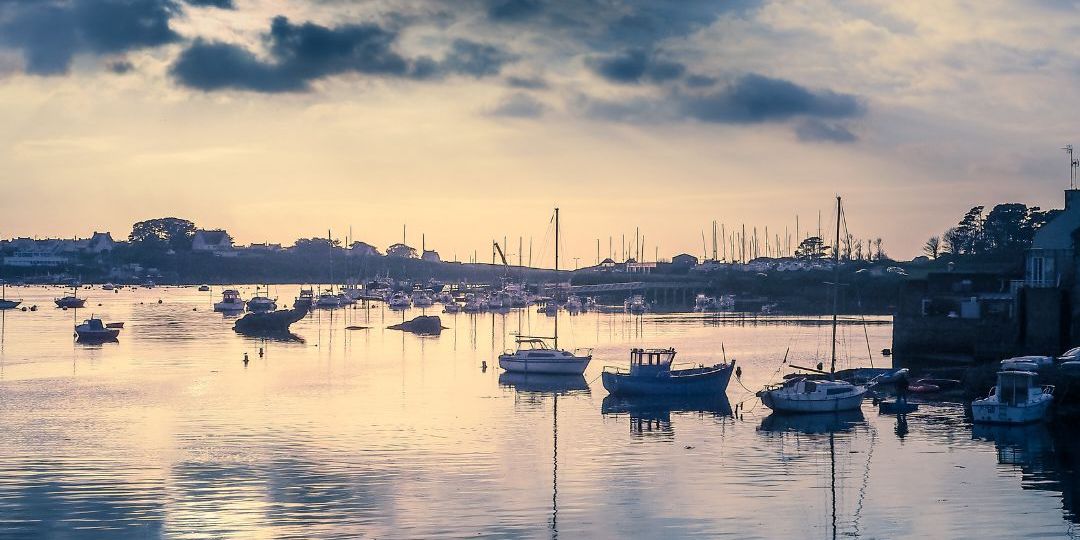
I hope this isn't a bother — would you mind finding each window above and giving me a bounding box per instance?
[1029,256,1045,285]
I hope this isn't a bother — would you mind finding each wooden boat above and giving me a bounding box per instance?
[602,348,733,396]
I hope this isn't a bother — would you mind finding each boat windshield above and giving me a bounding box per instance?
[515,338,550,350]
[630,348,675,366]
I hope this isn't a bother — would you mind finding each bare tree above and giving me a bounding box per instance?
[923,236,941,259]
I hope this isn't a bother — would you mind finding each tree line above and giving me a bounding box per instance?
[922,203,1059,260]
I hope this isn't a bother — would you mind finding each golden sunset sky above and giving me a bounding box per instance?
[0,0,1077,265]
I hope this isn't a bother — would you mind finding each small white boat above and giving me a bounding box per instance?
[247,287,277,312]
[443,300,462,313]
[389,292,412,309]
[75,317,120,342]
[463,294,485,312]
[213,289,246,312]
[498,337,592,375]
[198,284,211,292]
[102,283,115,291]
[412,291,434,307]
[758,377,868,413]
[315,291,343,308]
[972,370,1054,424]
[624,294,647,314]
[565,295,583,313]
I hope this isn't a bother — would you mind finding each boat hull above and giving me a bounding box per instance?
[602,364,734,396]
[0,299,20,309]
[76,329,120,342]
[214,302,245,312]
[760,387,868,413]
[498,354,591,375]
[971,396,1053,424]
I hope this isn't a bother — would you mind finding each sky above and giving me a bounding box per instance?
[1,0,1078,266]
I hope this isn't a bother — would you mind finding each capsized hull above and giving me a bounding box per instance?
[760,386,867,413]
[602,363,734,396]
[498,354,591,375]
[971,396,1053,424]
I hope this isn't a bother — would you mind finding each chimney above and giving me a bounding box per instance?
[1067,189,1080,211]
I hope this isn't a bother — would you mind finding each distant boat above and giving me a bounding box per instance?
[213,289,246,312]
[54,284,86,309]
[102,283,115,291]
[602,348,734,396]
[75,317,120,342]
[972,370,1054,424]
[247,285,277,312]
[624,294,647,314]
[388,292,411,310]
[443,299,462,313]
[0,279,20,310]
[315,290,342,309]
[142,280,155,289]
[412,290,434,308]
[294,287,315,309]
[198,284,211,292]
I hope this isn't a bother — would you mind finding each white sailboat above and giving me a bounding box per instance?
[500,208,592,375]
[758,197,868,413]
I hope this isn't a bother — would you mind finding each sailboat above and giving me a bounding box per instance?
[247,284,278,312]
[0,279,20,310]
[758,197,868,413]
[54,283,86,309]
[499,207,593,375]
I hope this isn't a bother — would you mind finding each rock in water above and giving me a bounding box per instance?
[234,308,307,337]
[388,315,446,335]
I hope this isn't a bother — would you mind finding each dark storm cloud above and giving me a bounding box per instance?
[107,59,135,74]
[587,49,685,84]
[677,74,864,124]
[488,92,545,117]
[0,0,181,75]
[580,73,864,141]
[183,0,234,8]
[172,17,515,92]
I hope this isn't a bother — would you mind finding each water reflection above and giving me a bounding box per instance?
[601,395,732,438]
[498,372,590,395]
[758,410,865,434]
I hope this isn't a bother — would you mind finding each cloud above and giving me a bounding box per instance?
[184,0,234,8]
[0,0,181,75]
[107,59,135,74]
[676,74,864,124]
[171,17,514,92]
[587,48,685,84]
[795,119,857,143]
[439,39,517,78]
[485,0,543,21]
[488,92,545,117]
[505,75,548,89]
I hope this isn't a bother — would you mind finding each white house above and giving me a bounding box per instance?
[1026,189,1080,287]
[192,230,234,253]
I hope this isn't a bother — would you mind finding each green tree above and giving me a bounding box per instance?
[129,217,196,251]
[386,243,418,258]
[795,236,828,260]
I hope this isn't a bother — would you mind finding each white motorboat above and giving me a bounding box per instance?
[102,283,115,291]
[315,291,343,308]
[463,294,485,312]
[75,317,120,342]
[758,197,867,414]
[213,289,246,312]
[247,287,277,312]
[389,292,412,309]
[759,378,868,413]
[972,370,1054,424]
[443,300,462,313]
[499,337,592,375]
[624,294,647,314]
[565,295,583,313]
[412,290,434,307]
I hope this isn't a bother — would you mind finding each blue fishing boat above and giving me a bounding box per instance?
[601,348,734,396]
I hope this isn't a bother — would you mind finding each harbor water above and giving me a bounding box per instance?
[0,285,1076,539]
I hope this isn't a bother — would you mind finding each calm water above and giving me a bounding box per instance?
[0,285,1077,539]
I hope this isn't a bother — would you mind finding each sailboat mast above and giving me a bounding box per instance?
[830,196,841,376]
[554,207,559,350]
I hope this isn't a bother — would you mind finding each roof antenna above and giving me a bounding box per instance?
[1065,144,1078,189]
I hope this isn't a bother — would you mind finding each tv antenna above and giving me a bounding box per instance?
[1065,144,1079,189]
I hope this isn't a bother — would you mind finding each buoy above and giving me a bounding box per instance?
[158,299,162,304]
[258,347,264,358]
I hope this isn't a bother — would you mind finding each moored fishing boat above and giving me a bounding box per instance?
[213,289,246,312]
[75,317,120,342]
[602,348,734,396]
[972,370,1054,424]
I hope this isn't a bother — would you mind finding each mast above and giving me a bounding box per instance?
[554,207,559,350]
[830,196,841,376]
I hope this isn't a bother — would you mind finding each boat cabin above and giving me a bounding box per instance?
[629,348,676,376]
[993,371,1041,406]
[221,289,241,302]
[509,338,574,358]
[81,318,106,330]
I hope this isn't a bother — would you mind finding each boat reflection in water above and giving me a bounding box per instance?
[497,372,590,395]
[972,422,1080,525]
[758,409,866,435]
[601,394,732,437]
